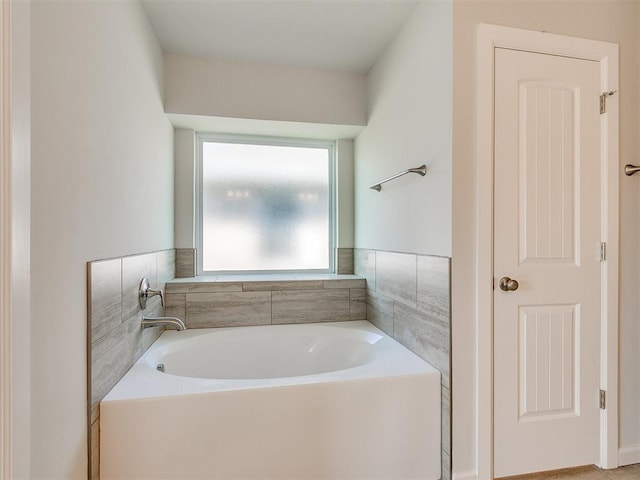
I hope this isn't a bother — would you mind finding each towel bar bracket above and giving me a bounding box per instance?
[625,164,640,176]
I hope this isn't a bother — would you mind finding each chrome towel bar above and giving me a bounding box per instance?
[369,164,427,192]
[625,164,640,176]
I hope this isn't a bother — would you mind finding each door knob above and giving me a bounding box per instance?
[499,277,519,292]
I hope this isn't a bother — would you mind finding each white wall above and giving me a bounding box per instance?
[11,0,31,477]
[451,2,640,477]
[30,1,174,477]
[336,139,355,248]
[165,54,367,127]
[354,0,452,257]
[174,129,195,249]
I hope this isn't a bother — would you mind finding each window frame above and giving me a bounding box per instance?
[196,132,336,275]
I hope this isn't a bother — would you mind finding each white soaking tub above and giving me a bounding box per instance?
[100,321,441,480]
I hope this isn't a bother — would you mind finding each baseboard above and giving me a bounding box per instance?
[452,471,478,480]
[619,444,640,466]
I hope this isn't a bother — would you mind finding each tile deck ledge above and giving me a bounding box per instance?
[165,274,366,294]
[168,273,364,283]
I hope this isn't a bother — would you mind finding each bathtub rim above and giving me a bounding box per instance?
[101,320,440,403]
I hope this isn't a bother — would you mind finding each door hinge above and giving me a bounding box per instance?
[600,389,606,409]
[600,90,617,114]
[600,242,607,262]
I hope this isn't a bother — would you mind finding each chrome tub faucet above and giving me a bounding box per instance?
[141,316,187,331]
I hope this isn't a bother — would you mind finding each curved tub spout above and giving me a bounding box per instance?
[141,316,187,331]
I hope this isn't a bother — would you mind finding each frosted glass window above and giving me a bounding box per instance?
[200,138,333,272]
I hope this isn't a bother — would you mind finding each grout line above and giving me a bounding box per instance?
[414,253,418,309]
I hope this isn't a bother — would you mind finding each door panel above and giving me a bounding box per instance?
[519,304,577,419]
[494,48,601,478]
[520,82,576,264]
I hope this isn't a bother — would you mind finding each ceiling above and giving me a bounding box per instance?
[141,0,420,73]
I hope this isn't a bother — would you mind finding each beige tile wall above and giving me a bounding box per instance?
[88,246,445,478]
[175,247,196,277]
[354,248,452,480]
[336,247,355,274]
[165,275,366,328]
[87,249,175,480]
[187,291,272,328]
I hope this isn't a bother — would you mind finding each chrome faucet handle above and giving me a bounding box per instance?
[147,287,165,307]
[139,277,165,309]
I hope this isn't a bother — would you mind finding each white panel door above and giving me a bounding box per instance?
[493,48,602,478]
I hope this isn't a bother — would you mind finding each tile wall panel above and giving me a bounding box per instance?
[164,292,186,319]
[166,281,242,294]
[90,314,142,416]
[394,302,450,388]
[175,248,196,277]
[87,248,176,480]
[241,280,324,292]
[323,278,365,289]
[349,288,367,320]
[442,450,451,480]
[442,385,451,456]
[354,248,451,479]
[354,248,376,291]
[88,259,122,344]
[375,251,417,306]
[336,247,354,274]
[272,289,350,324]
[365,290,394,336]
[186,291,271,328]
[122,253,157,322]
[141,296,165,352]
[90,419,100,480]
[165,275,366,328]
[418,255,451,320]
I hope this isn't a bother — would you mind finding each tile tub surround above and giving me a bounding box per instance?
[336,247,355,274]
[175,247,196,277]
[165,274,366,328]
[354,248,451,479]
[87,248,175,480]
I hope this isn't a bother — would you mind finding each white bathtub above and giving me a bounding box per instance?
[100,321,441,479]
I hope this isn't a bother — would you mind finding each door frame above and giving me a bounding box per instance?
[0,0,12,477]
[475,24,619,479]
